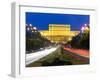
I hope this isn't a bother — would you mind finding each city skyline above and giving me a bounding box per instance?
[26,12,89,31]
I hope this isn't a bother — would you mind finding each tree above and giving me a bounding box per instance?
[26,25,51,53]
[69,28,89,50]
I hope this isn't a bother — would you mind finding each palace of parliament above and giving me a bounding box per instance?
[40,24,80,43]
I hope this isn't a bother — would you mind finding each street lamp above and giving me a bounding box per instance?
[84,24,87,27]
[31,27,37,32]
[29,24,32,27]
[33,27,37,30]
[81,24,89,34]
[27,27,30,31]
[85,26,89,30]
[81,26,85,33]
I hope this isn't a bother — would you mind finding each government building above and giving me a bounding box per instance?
[40,24,80,43]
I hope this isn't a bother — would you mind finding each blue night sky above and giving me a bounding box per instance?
[26,12,89,31]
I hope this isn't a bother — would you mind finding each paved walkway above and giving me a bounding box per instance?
[63,47,89,58]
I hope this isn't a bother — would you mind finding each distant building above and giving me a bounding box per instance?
[40,24,80,43]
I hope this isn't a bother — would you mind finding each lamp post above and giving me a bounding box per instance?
[81,26,85,33]
[81,24,89,33]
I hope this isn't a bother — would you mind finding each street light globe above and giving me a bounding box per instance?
[85,26,89,30]
[33,27,37,30]
[81,26,85,31]
[84,24,87,27]
[29,24,32,26]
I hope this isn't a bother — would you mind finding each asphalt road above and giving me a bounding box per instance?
[25,47,58,65]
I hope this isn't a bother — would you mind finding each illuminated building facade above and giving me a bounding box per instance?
[40,24,80,43]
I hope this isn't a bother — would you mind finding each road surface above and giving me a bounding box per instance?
[63,47,89,58]
[26,47,58,65]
